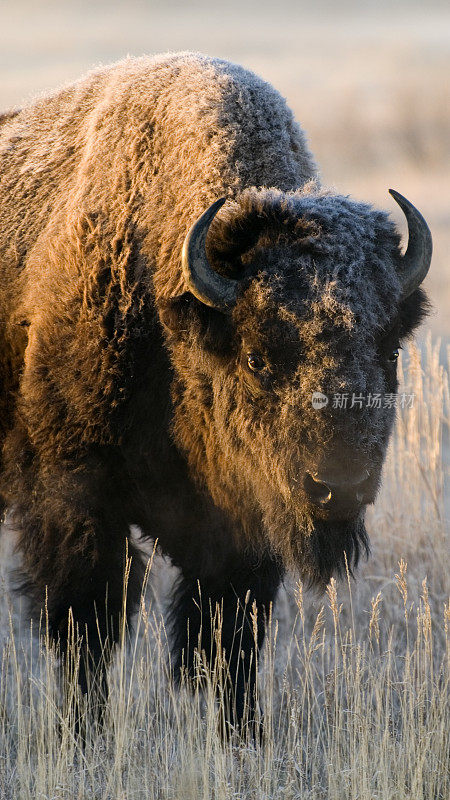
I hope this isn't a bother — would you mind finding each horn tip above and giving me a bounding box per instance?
[388,188,403,201]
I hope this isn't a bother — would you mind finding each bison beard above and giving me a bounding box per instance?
[306,517,370,587]
[0,53,431,738]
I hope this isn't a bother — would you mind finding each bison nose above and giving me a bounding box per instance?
[303,472,332,505]
[303,469,370,509]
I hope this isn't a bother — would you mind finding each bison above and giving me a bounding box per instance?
[0,52,431,733]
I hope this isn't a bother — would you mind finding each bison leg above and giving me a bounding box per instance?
[27,517,142,725]
[4,429,144,723]
[169,553,281,737]
[46,534,144,712]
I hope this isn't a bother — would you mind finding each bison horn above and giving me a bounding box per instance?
[389,189,432,300]
[181,197,239,312]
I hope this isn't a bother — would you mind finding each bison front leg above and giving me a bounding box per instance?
[170,553,281,738]
[3,426,144,724]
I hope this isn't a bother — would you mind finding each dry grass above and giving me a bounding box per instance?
[0,338,448,800]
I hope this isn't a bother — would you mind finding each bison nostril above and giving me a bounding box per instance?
[304,472,332,505]
[353,469,371,487]
[355,470,372,503]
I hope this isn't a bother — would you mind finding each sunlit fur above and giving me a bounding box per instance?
[0,53,429,729]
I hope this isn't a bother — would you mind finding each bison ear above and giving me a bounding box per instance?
[397,286,431,339]
[159,293,234,354]
[159,293,195,335]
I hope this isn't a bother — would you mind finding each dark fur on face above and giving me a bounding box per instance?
[164,187,429,584]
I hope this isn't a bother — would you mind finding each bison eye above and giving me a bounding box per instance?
[388,348,400,363]
[247,353,265,373]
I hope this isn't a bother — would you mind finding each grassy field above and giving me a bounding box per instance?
[0,1,449,797]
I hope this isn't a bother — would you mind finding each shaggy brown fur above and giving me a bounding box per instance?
[0,53,428,733]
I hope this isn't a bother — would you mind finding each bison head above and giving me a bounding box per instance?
[161,187,431,588]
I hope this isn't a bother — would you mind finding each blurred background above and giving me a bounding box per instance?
[1,0,448,340]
